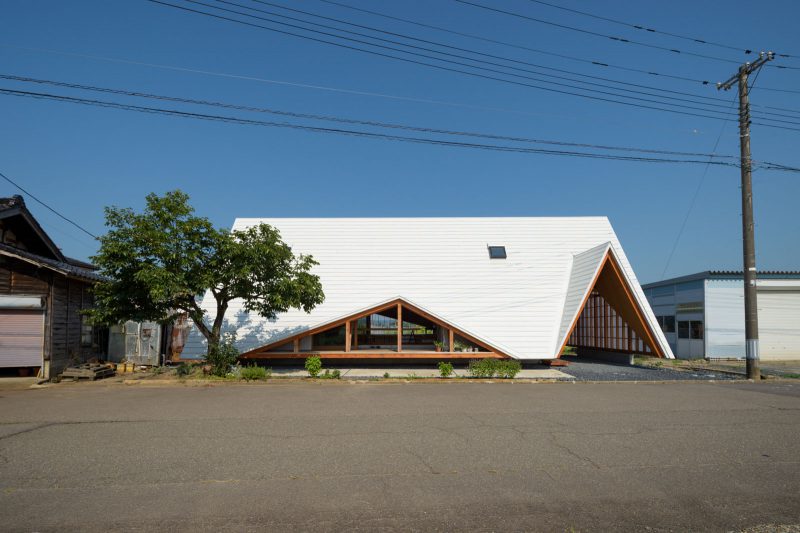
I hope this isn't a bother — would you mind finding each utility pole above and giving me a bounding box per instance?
[717,51,774,380]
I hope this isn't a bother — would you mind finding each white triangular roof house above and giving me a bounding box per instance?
[182,217,673,361]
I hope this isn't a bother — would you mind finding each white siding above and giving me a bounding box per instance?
[705,280,745,359]
[555,242,610,351]
[183,217,670,360]
[705,278,800,360]
[758,290,800,360]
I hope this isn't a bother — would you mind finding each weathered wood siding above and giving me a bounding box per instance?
[0,257,99,376]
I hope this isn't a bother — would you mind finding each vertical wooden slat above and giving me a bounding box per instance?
[345,321,351,352]
[397,303,402,352]
[628,324,633,352]
[449,328,454,353]
[593,295,599,348]
[293,338,299,353]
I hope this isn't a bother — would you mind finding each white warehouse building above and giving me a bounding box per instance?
[643,271,800,360]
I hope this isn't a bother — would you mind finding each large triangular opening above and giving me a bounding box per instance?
[559,250,665,358]
[240,298,509,360]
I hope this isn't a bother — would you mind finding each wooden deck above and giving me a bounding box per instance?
[240,350,505,360]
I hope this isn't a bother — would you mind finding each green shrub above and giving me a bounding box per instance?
[240,364,270,381]
[468,358,499,378]
[207,341,239,377]
[176,362,192,378]
[320,369,341,379]
[383,372,390,379]
[305,355,322,378]
[438,361,454,378]
[496,360,522,379]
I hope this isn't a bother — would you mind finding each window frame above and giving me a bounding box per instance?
[80,314,94,347]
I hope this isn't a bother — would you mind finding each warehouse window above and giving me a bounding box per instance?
[657,315,676,333]
[678,320,703,339]
[488,246,507,259]
[690,321,704,340]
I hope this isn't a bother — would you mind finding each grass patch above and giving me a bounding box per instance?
[467,358,522,379]
[176,362,193,378]
[240,364,271,381]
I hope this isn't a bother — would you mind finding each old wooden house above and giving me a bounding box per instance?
[0,195,104,378]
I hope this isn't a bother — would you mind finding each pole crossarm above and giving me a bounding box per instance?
[716,51,775,91]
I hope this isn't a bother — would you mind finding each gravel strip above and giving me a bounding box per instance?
[561,358,740,381]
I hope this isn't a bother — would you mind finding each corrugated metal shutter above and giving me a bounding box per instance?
[0,310,44,367]
[759,290,800,360]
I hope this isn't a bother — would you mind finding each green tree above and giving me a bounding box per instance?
[88,190,324,358]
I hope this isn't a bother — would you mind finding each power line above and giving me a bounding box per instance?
[315,0,716,85]
[1,44,574,120]
[0,170,98,239]
[661,95,739,278]
[0,73,745,160]
[5,86,800,171]
[523,0,789,59]
[193,0,800,124]
[144,0,798,128]
[452,0,746,65]
[11,42,800,124]
[314,0,800,98]
[237,0,769,115]
[0,86,750,166]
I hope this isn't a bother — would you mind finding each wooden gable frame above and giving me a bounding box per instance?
[239,297,510,359]
[557,249,665,358]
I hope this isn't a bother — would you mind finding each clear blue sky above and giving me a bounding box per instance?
[1,0,798,283]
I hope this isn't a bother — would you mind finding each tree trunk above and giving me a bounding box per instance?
[207,300,229,357]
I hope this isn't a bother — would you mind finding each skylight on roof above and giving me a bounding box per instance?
[488,246,507,259]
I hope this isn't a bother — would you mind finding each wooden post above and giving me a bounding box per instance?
[345,321,351,352]
[293,338,299,353]
[449,329,454,352]
[397,303,402,352]
[628,325,633,352]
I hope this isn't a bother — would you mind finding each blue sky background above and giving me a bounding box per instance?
[1,0,798,283]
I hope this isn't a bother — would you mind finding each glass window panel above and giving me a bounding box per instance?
[678,321,690,339]
[690,321,704,340]
[488,246,507,259]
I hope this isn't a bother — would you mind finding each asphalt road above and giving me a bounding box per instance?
[1,380,798,532]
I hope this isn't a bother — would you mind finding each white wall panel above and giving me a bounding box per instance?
[759,290,800,360]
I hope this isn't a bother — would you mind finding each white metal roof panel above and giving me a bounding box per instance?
[555,242,611,352]
[183,217,671,359]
